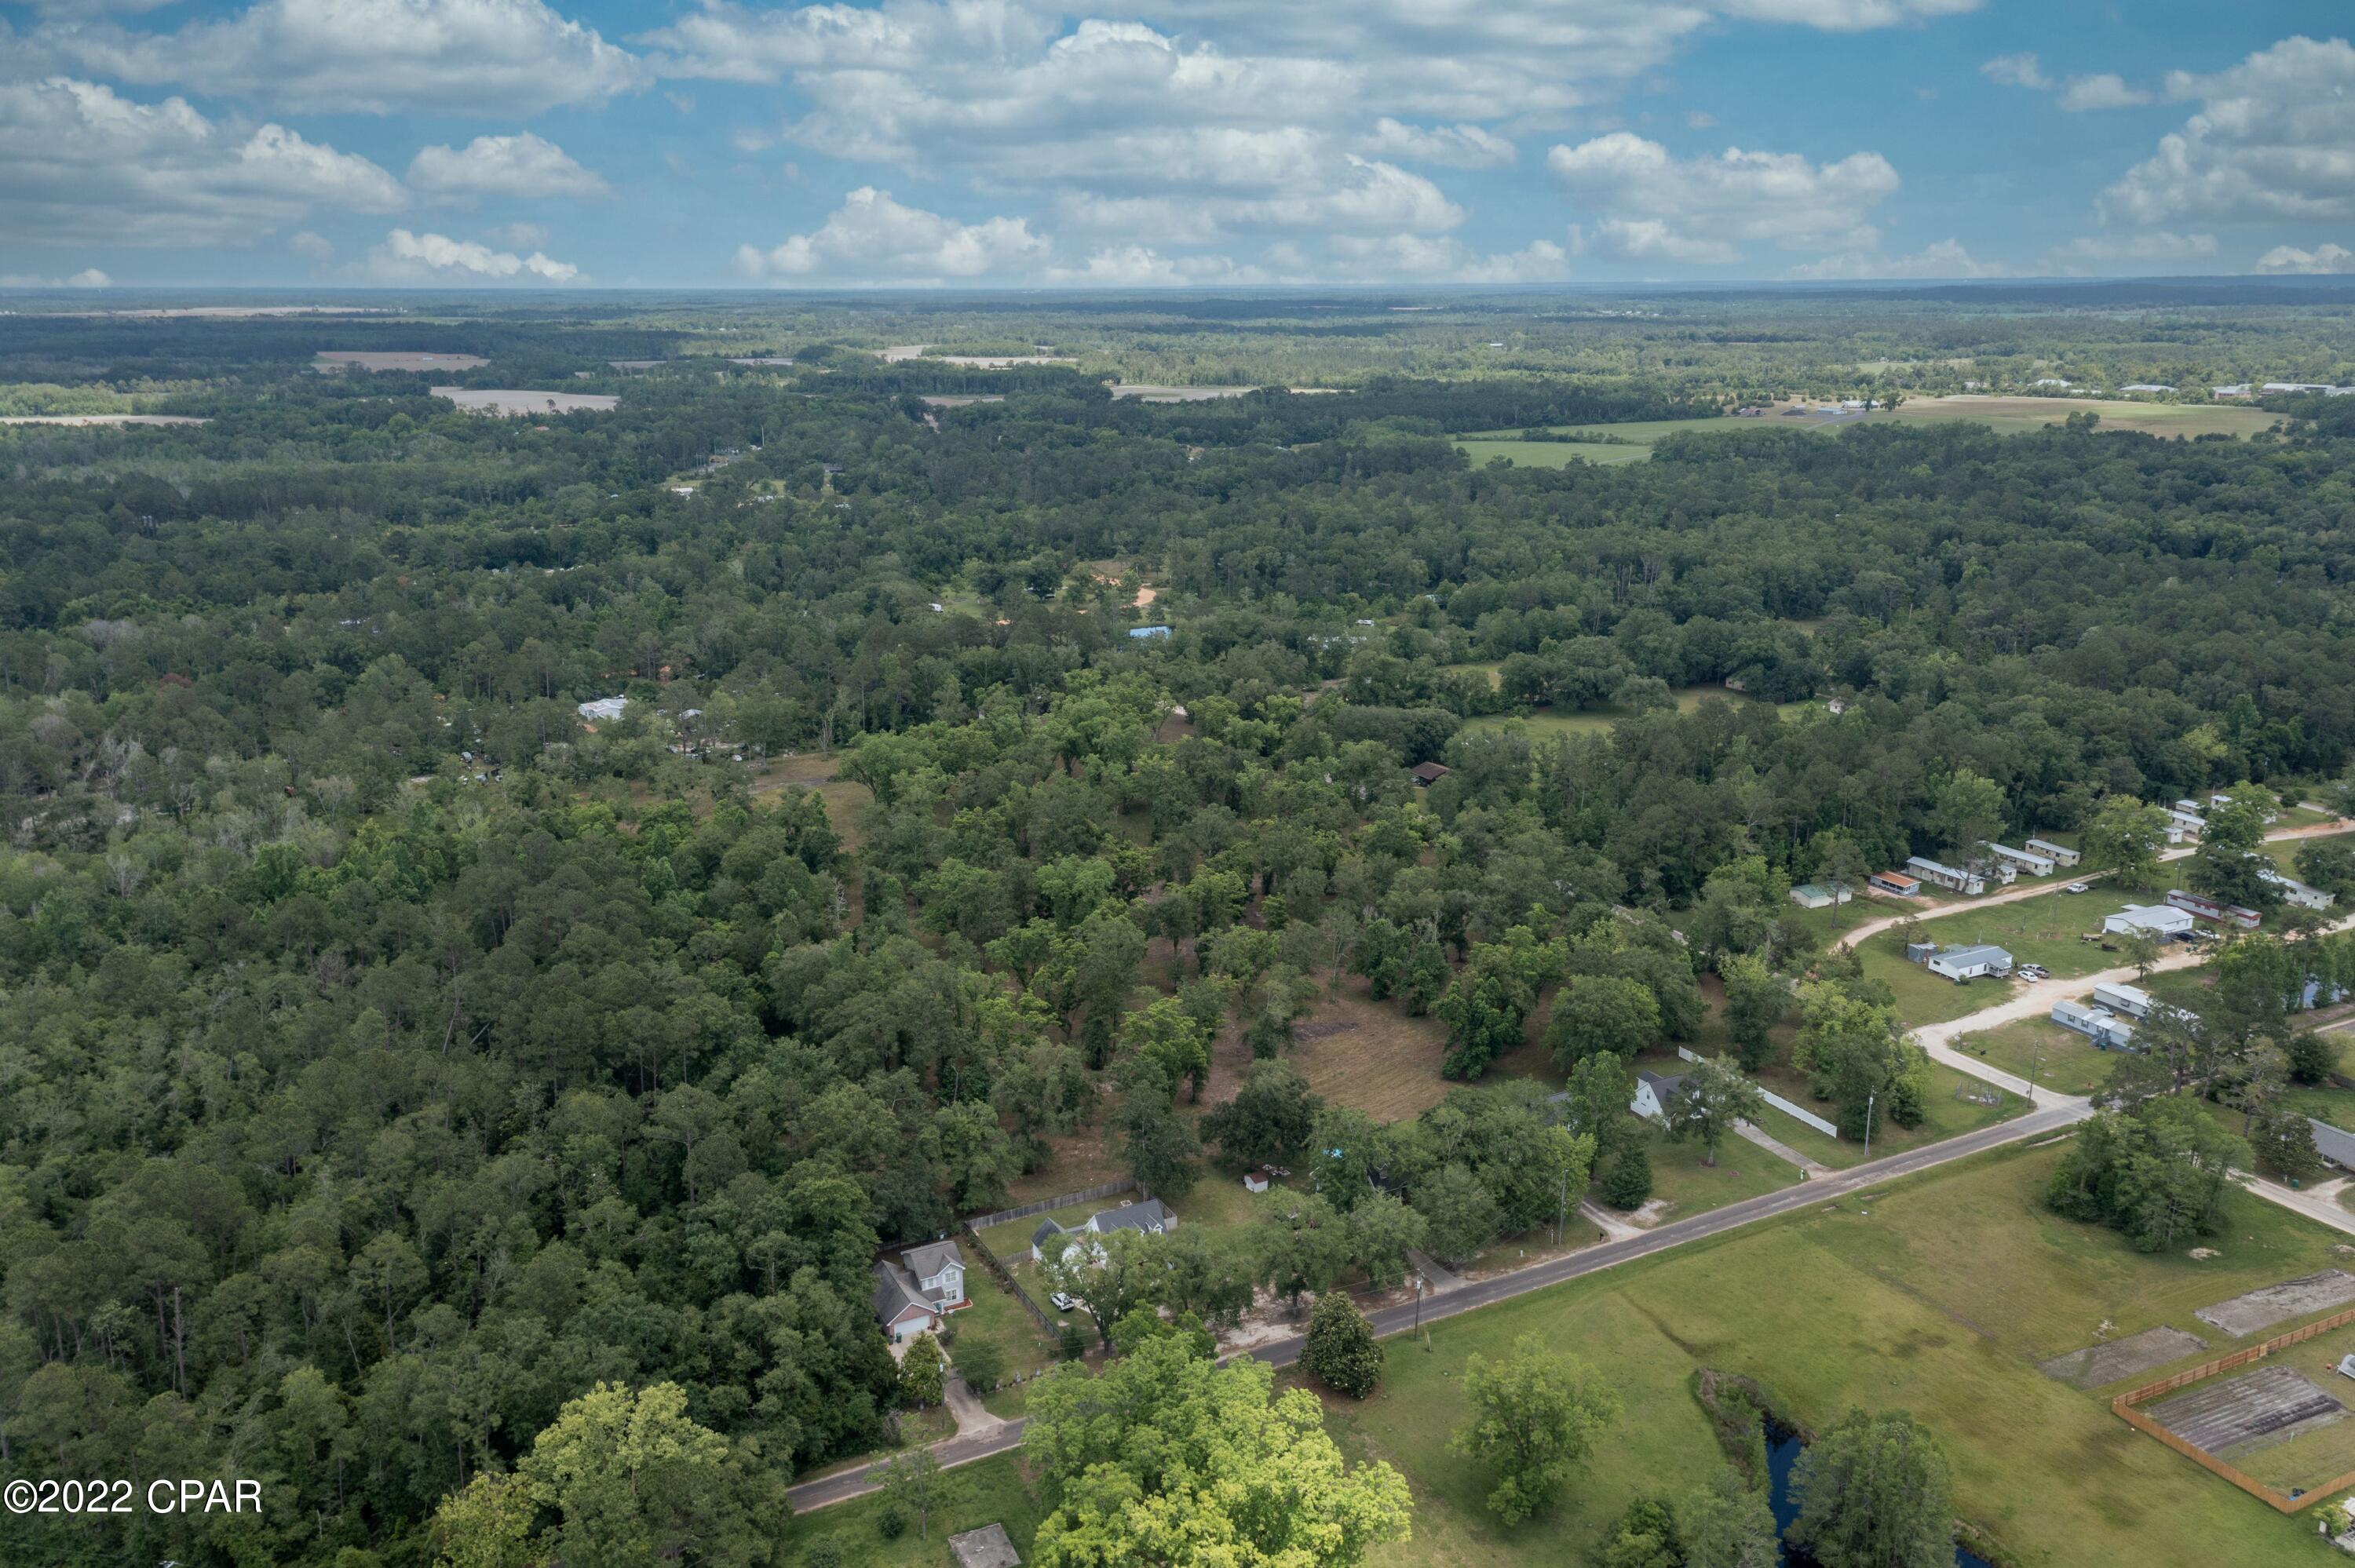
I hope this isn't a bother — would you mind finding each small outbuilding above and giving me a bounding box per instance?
[1409,761,1451,787]
[1869,870,1922,897]
[1243,1169,1269,1194]
[1790,882,1853,910]
[948,1523,1024,1568]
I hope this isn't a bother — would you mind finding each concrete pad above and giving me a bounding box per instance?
[2196,1271,2355,1336]
[2147,1365,2346,1456]
[2039,1325,2208,1388]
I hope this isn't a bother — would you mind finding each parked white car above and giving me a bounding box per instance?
[1050,1291,1077,1312]
[2064,882,2090,894]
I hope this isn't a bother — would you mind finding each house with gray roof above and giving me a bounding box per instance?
[871,1238,969,1344]
[1923,943,2012,983]
[1031,1197,1177,1264]
[1630,1069,1686,1123]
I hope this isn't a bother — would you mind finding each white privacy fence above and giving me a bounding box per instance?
[1677,1046,1842,1137]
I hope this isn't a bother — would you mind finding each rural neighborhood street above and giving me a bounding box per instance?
[787,819,2355,1512]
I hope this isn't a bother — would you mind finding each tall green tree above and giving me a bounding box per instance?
[1663,1056,1768,1168]
[1024,1336,1411,1568]
[1301,1292,1385,1399]
[1787,1408,1955,1568]
[1680,1466,1778,1568]
[1448,1334,1623,1525]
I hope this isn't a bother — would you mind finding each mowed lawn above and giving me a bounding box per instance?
[1954,1016,2121,1099]
[1850,890,2126,1029]
[1743,1058,2021,1170]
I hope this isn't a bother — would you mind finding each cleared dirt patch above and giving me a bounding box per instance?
[2196,1271,2355,1336]
[2039,1325,2207,1388]
[315,351,488,371]
[2148,1365,2346,1457]
[1287,983,1450,1122]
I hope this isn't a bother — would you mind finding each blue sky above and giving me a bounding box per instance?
[2,0,2350,289]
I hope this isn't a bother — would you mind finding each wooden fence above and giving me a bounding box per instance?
[958,1220,1058,1334]
[2112,1301,2355,1513]
[960,1180,1137,1235]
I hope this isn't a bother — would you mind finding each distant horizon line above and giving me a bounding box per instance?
[5,274,2353,301]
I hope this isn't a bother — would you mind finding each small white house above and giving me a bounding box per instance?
[1630,1070,1686,1123]
[1243,1170,1269,1194]
[1869,870,1922,896]
[2025,837,2080,867]
[576,695,629,723]
[1924,943,2013,983]
[2105,904,2193,940]
[1789,882,1853,910]
[2093,981,2154,1019]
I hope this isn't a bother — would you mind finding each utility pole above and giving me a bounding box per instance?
[1864,1090,1877,1161]
[1413,1275,1426,1347]
[1555,1159,1572,1247]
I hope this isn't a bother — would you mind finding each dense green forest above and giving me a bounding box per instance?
[2,290,2354,1567]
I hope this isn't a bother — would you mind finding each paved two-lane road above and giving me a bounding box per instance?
[785,1096,2088,1511]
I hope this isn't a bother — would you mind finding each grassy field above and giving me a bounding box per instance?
[1456,438,1648,468]
[1953,1016,2120,1099]
[1456,399,2274,469]
[1319,1141,2351,1568]
[1866,396,2278,439]
[1454,417,1739,467]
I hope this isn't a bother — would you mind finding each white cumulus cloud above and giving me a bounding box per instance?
[2101,35,2355,226]
[2056,73,2149,111]
[367,226,579,281]
[1981,52,2050,89]
[2256,242,2355,275]
[1550,133,1899,263]
[34,0,648,115]
[1357,119,1517,169]
[0,76,403,246]
[1789,239,2006,279]
[735,188,1050,283]
[2043,231,2217,272]
[407,133,609,199]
